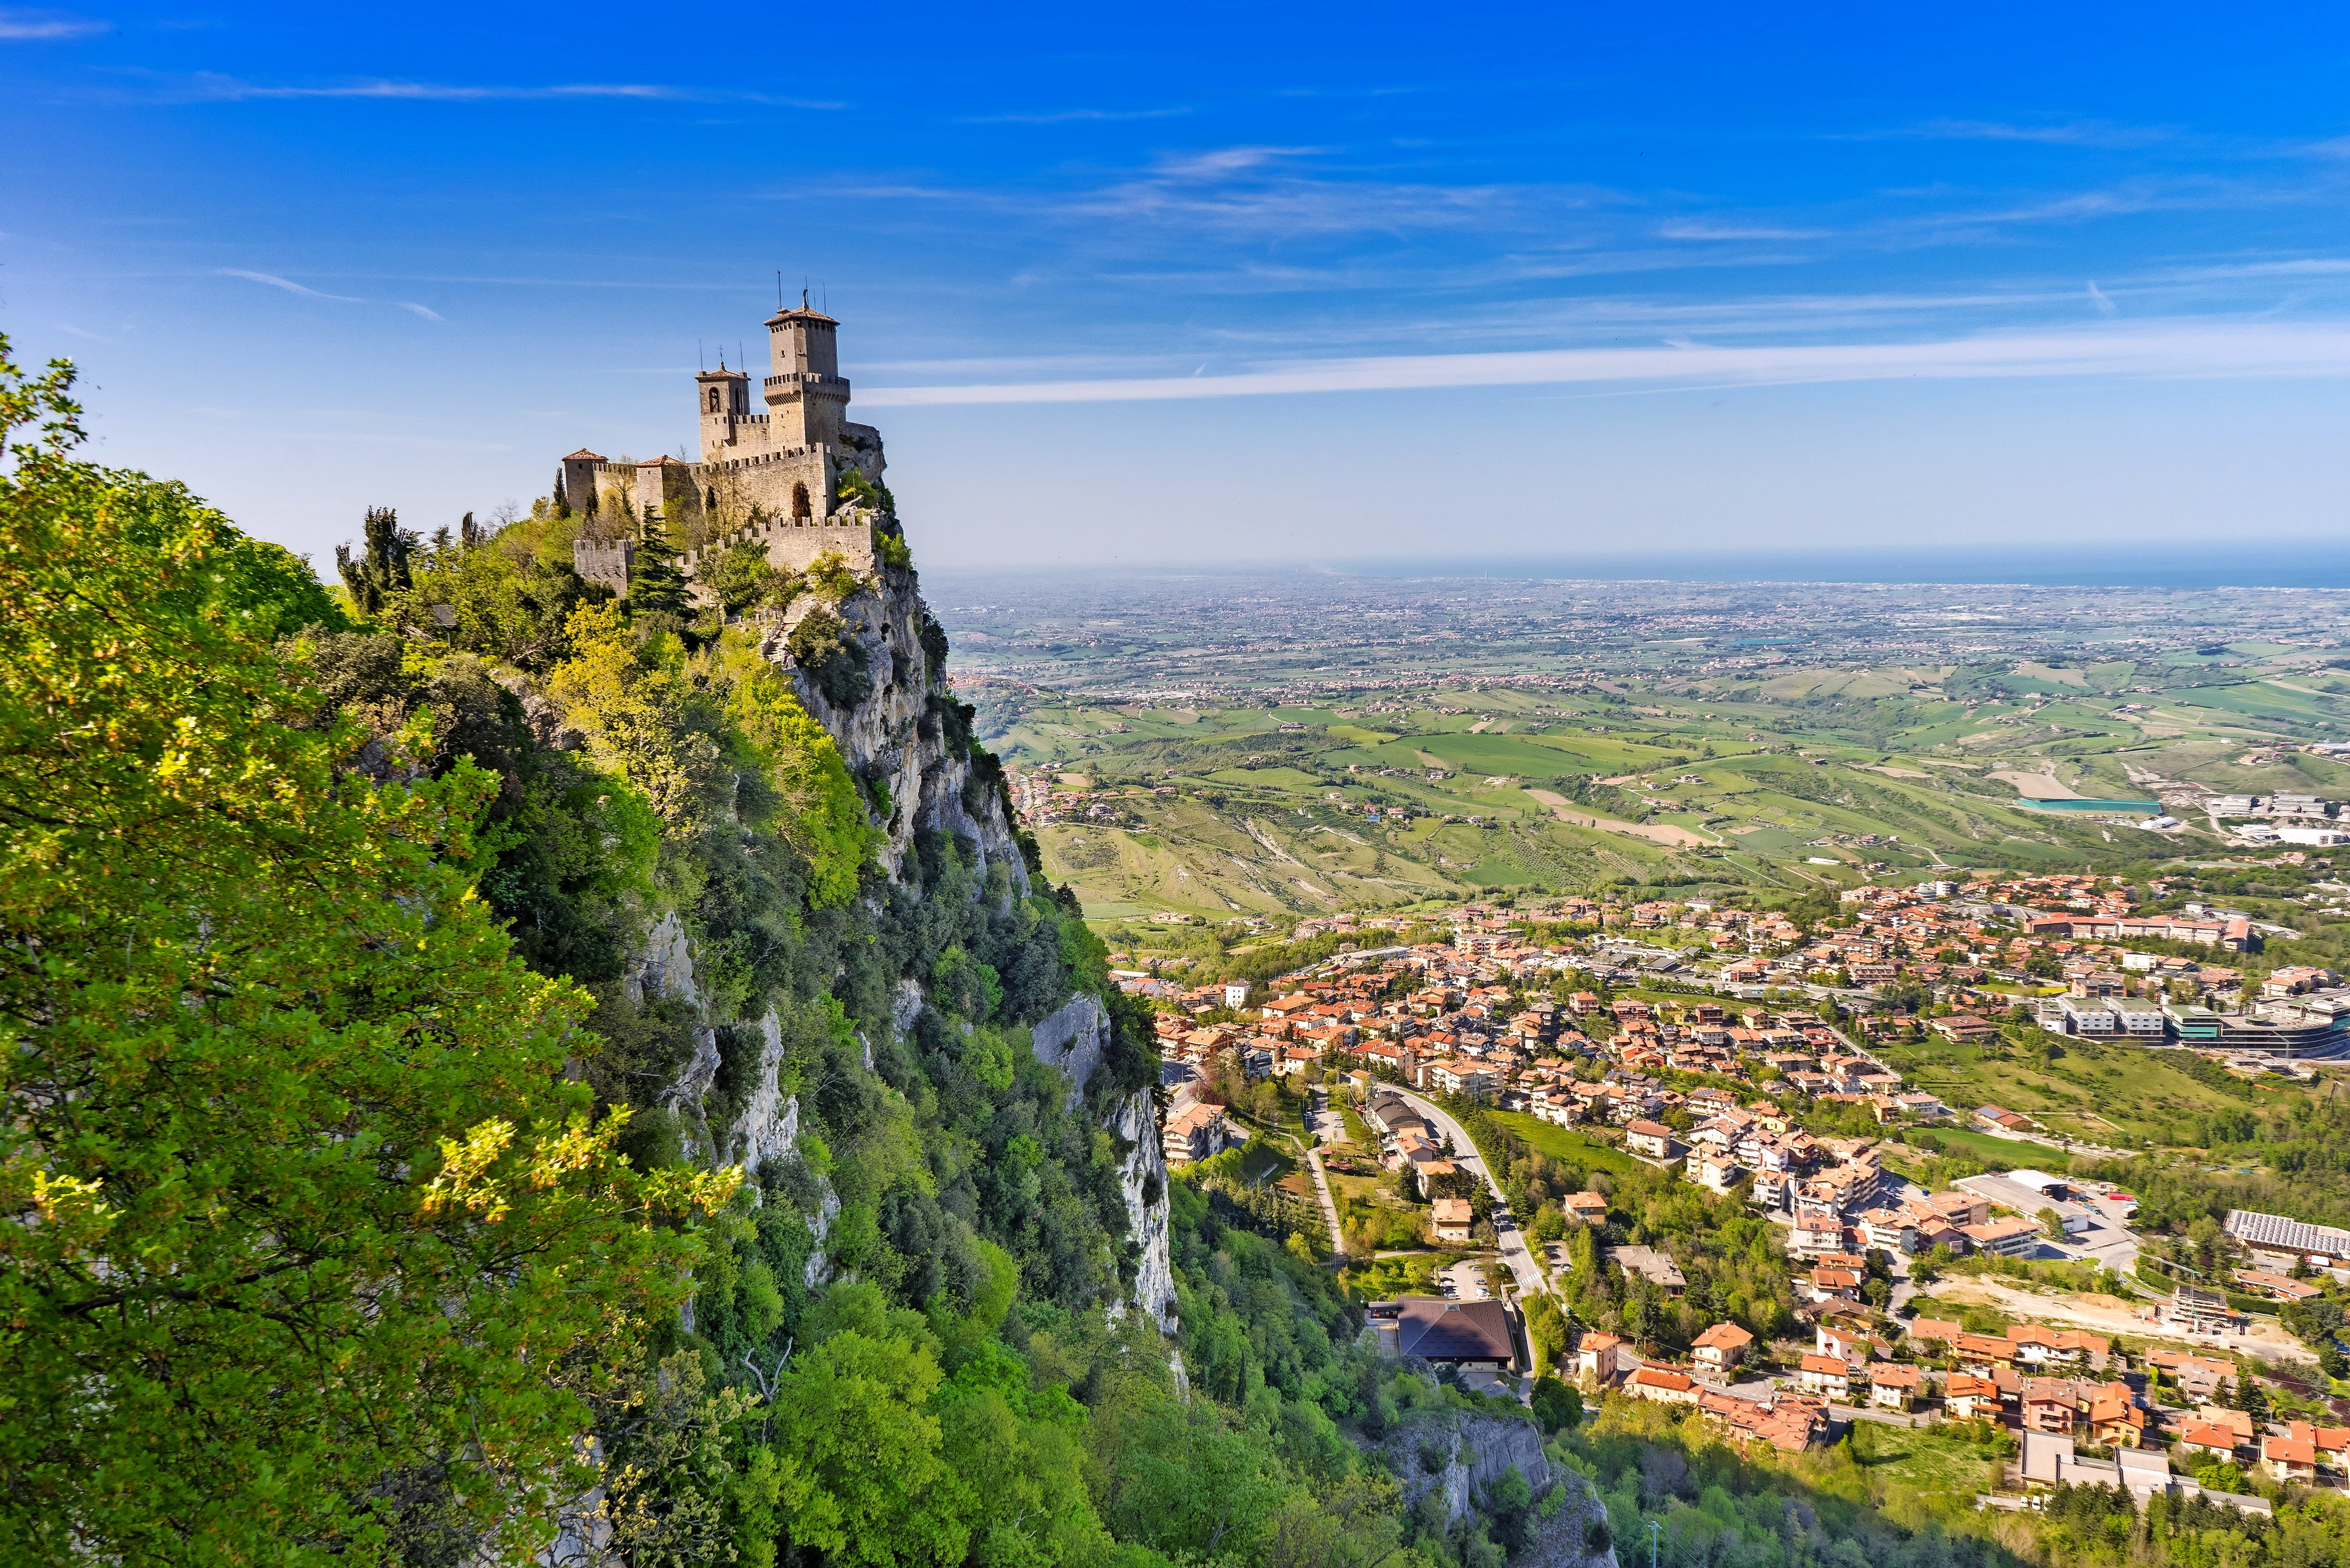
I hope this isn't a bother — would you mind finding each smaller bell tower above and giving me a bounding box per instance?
[696,361,750,460]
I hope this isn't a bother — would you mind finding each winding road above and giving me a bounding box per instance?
[1386,1087,1552,1301]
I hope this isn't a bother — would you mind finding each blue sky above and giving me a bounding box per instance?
[6,3,2350,569]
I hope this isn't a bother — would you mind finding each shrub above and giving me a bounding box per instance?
[787,604,872,708]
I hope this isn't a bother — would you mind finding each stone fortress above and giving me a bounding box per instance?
[563,296,893,596]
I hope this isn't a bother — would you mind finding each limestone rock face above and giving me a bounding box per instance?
[1366,1409,1616,1568]
[767,562,1027,886]
[1030,993,1108,1108]
[1109,1087,1178,1331]
[601,556,1176,1342]
[725,1009,801,1181]
[1027,993,1175,1329]
[626,909,701,1010]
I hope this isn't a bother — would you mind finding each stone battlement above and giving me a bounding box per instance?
[573,539,634,595]
[710,444,823,472]
[683,510,879,574]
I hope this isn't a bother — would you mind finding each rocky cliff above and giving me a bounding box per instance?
[769,556,1027,884]
[1369,1407,1619,1568]
[1030,993,1177,1330]
[620,545,1176,1330]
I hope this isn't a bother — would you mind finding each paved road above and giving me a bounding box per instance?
[1306,1089,1347,1146]
[1825,1399,1925,1429]
[1303,1085,1348,1258]
[1304,1148,1346,1258]
[1388,1087,1552,1300]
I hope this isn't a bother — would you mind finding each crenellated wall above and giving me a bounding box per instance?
[682,510,879,580]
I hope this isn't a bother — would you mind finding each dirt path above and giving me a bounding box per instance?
[1524,789,1713,847]
[1931,1277,2316,1365]
[1988,770,2082,800]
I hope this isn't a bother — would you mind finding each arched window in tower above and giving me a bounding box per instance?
[706,486,718,510]
[792,481,811,521]
[707,387,721,413]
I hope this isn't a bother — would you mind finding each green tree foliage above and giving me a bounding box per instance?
[0,341,734,1564]
[1530,1375,1584,1435]
[835,465,894,515]
[1089,1394,1288,1560]
[707,537,783,614]
[550,601,734,828]
[336,502,413,615]
[387,517,601,670]
[803,546,863,601]
[716,630,877,907]
[628,513,694,619]
[789,602,873,709]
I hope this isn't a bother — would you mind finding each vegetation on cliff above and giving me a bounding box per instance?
[0,343,1581,1568]
[0,344,735,1563]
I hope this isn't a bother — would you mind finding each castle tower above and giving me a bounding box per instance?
[696,362,750,460]
[764,293,851,449]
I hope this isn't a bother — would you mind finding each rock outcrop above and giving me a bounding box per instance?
[727,1009,802,1181]
[767,560,1026,884]
[1028,992,1176,1330]
[605,547,1176,1336]
[1367,1408,1617,1568]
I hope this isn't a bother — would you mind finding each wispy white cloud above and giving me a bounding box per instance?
[1868,117,2172,148]
[103,71,843,106]
[1657,220,1833,241]
[1149,145,1326,180]
[959,105,1191,124]
[220,267,366,302]
[221,271,446,322]
[1062,147,1610,243]
[2141,257,2350,284]
[859,322,2350,407]
[0,7,110,39]
[2086,281,2118,317]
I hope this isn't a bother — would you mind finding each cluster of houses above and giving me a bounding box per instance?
[1537,1267,2346,1502]
[1569,1306,2130,1454]
[1570,1320,1828,1452]
[1361,1092,1460,1190]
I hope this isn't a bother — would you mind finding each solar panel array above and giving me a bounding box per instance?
[2225,1208,2350,1255]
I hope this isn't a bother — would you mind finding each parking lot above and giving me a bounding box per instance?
[1954,1172,2139,1274]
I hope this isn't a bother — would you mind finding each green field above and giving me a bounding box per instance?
[1487,1111,1639,1176]
[1875,1035,2260,1148]
[1844,1418,2011,1501]
[954,604,2350,926]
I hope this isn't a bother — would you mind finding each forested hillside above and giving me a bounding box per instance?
[0,342,1610,1568]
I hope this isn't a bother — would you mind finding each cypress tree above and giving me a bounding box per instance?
[627,513,691,619]
[552,469,570,518]
[333,506,413,617]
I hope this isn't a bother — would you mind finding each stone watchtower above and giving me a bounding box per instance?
[564,297,892,599]
[763,298,851,449]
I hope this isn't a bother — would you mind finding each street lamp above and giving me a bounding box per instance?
[1649,1518,1662,1568]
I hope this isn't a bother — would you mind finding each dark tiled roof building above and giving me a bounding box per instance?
[1369,1298,1518,1370]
